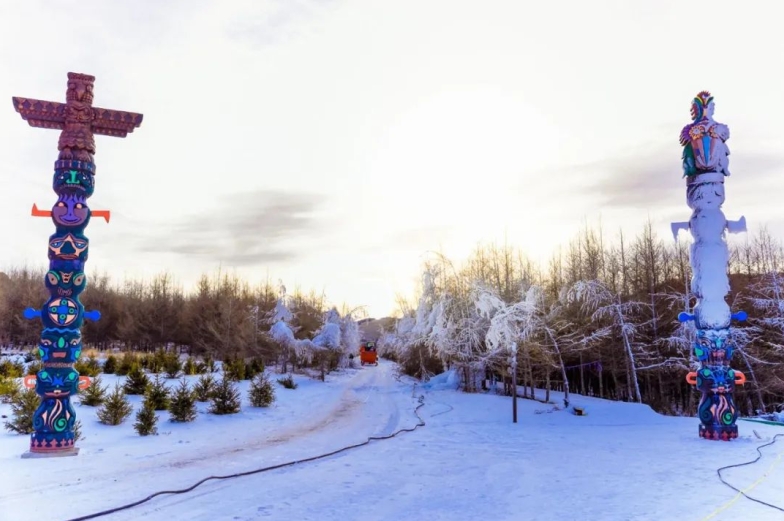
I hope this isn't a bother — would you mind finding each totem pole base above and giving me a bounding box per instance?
[699,424,738,441]
[21,447,80,459]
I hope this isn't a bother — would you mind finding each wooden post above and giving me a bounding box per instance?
[512,351,518,424]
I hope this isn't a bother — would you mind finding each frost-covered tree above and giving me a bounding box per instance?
[474,284,523,402]
[340,310,361,362]
[375,330,398,358]
[567,280,651,403]
[740,270,784,411]
[268,283,313,372]
[311,307,341,380]
[428,287,487,391]
[476,283,574,406]
[392,267,444,380]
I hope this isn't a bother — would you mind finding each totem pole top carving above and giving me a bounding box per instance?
[680,91,730,178]
[12,72,143,165]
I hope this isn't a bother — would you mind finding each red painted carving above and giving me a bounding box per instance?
[12,72,143,165]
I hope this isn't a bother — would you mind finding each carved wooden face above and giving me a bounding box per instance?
[45,269,87,298]
[35,367,80,399]
[52,194,90,230]
[66,78,94,105]
[53,168,95,197]
[694,329,733,364]
[39,328,82,363]
[48,232,89,263]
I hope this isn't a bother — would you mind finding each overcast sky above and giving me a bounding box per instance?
[1,0,783,317]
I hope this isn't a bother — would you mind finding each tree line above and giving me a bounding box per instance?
[382,220,784,417]
[2,219,783,416]
[0,269,352,368]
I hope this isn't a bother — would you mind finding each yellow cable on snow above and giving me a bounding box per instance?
[700,448,784,521]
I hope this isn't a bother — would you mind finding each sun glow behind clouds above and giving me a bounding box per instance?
[363,86,562,257]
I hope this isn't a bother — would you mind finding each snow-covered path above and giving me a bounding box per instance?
[116,384,783,521]
[3,365,784,521]
[0,362,419,521]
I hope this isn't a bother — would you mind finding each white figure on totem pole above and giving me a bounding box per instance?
[671,91,748,441]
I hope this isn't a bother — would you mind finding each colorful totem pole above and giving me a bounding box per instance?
[12,72,143,455]
[671,91,747,441]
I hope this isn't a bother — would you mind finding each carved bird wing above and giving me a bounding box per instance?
[91,107,144,138]
[679,123,693,146]
[12,97,66,130]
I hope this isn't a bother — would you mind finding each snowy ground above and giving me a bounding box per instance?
[1,361,783,521]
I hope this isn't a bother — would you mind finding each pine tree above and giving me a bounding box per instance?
[0,359,25,377]
[250,358,265,374]
[102,354,117,374]
[248,372,276,407]
[277,374,298,389]
[75,356,101,377]
[3,388,40,434]
[245,358,264,380]
[80,376,108,406]
[145,374,171,410]
[116,352,138,376]
[134,396,159,436]
[168,379,197,422]
[124,365,150,395]
[163,352,182,378]
[182,357,197,376]
[73,419,84,442]
[97,383,133,425]
[0,376,20,403]
[223,358,245,381]
[193,374,216,402]
[209,377,241,415]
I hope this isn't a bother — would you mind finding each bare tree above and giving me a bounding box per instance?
[568,279,650,403]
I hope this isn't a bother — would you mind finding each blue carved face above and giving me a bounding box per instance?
[36,368,79,398]
[53,168,94,197]
[48,232,89,263]
[694,329,733,365]
[697,367,736,395]
[39,328,82,363]
[45,269,87,298]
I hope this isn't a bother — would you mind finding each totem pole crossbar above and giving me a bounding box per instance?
[673,91,748,441]
[12,72,142,456]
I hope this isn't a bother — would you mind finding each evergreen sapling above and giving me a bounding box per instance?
[183,357,197,376]
[209,377,241,415]
[124,365,150,395]
[102,354,117,374]
[0,376,21,403]
[163,352,182,378]
[97,383,133,425]
[193,374,216,402]
[3,388,40,434]
[79,376,108,406]
[249,372,276,407]
[134,396,159,436]
[168,379,197,422]
[145,374,171,410]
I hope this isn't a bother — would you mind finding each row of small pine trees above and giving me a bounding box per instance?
[2,370,287,437]
[2,349,267,380]
[82,371,279,436]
